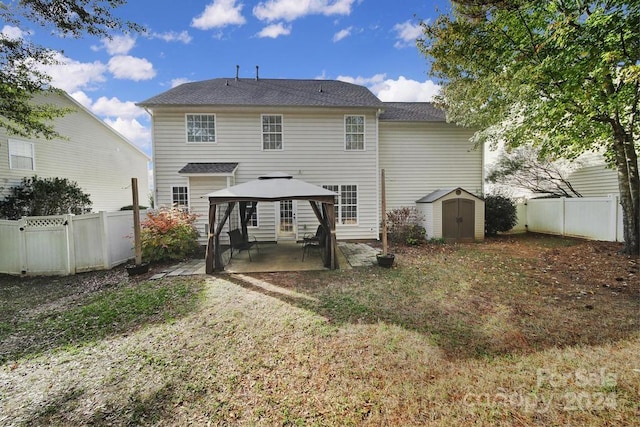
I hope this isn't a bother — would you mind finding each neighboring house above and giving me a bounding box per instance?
[138,77,483,243]
[567,163,620,197]
[0,91,150,212]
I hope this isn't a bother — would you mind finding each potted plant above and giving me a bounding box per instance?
[377,169,395,268]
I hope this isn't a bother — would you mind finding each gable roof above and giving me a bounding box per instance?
[416,187,483,203]
[379,102,446,122]
[138,78,383,109]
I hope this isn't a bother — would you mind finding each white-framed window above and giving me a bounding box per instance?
[345,115,365,151]
[323,184,358,225]
[242,201,258,227]
[171,186,189,209]
[186,114,216,143]
[261,114,283,150]
[8,139,35,170]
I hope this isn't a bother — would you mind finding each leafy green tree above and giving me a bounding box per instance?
[0,176,92,219]
[0,0,141,139]
[420,1,639,254]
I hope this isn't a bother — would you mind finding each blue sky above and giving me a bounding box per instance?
[3,0,453,155]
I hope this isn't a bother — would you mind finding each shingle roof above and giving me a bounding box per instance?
[416,188,483,203]
[379,102,446,122]
[178,162,238,175]
[138,78,383,108]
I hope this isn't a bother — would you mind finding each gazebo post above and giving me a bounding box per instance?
[239,201,248,241]
[213,202,236,271]
[205,201,217,274]
[325,201,338,269]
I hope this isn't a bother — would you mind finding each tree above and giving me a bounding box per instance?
[487,145,583,197]
[0,176,92,219]
[0,0,141,139]
[419,1,640,254]
[484,194,518,236]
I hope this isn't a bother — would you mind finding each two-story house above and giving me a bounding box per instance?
[1,91,150,212]
[138,77,482,243]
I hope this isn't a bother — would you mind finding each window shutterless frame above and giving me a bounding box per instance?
[261,114,284,150]
[344,115,365,151]
[185,114,216,143]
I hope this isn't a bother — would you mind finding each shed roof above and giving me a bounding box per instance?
[416,187,483,203]
[205,172,338,202]
[178,162,238,175]
[138,78,383,109]
[379,102,446,122]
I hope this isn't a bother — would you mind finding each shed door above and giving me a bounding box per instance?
[442,198,475,242]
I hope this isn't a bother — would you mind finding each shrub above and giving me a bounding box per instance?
[0,176,92,220]
[484,194,518,236]
[385,206,426,245]
[141,208,200,263]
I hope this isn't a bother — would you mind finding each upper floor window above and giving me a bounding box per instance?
[345,115,365,151]
[186,114,216,143]
[9,139,35,170]
[172,186,189,209]
[262,114,283,150]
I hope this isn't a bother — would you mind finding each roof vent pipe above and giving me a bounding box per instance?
[236,65,239,81]
[319,84,323,93]
[256,65,259,81]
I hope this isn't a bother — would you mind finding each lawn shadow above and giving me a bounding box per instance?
[0,273,206,364]
[229,235,639,360]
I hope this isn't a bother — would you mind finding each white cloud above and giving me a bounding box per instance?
[108,55,156,81]
[92,96,146,120]
[393,20,422,48]
[253,0,355,22]
[192,0,246,30]
[149,30,193,44]
[38,52,107,92]
[338,74,440,101]
[99,34,136,55]
[256,23,292,38]
[104,117,152,152]
[1,25,27,39]
[171,77,192,88]
[333,27,352,42]
[69,90,93,109]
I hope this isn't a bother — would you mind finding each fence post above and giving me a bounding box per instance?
[99,211,111,269]
[609,195,619,242]
[18,218,27,274]
[560,198,566,236]
[65,214,75,275]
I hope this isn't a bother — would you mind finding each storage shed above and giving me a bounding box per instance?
[416,188,484,242]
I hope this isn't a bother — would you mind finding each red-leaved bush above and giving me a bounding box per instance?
[141,208,200,263]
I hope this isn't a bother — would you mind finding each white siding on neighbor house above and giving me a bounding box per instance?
[418,191,484,241]
[568,164,619,197]
[0,92,150,212]
[379,122,482,210]
[153,107,379,241]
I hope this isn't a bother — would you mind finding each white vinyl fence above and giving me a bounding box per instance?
[0,211,145,276]
[516,196,624,242]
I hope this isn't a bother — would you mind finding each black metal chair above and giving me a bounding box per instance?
[302,225,326,261]
[227,229,258,261]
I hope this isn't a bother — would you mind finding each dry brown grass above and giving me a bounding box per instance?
[1,234,638,426]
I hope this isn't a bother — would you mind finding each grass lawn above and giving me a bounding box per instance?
[0,234,638,426]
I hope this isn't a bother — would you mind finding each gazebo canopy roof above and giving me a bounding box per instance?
[205,172,338,203]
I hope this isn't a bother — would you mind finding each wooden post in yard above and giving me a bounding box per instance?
[381,168,388,255]
[131,177,142,266]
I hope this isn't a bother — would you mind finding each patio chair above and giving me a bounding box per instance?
[228,229,258,261]
[302,225,326,261]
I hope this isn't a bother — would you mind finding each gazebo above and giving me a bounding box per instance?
[204,172,339,273]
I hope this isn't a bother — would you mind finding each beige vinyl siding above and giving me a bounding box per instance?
[567,164,620,197]
[379,122,482,209]
[153,107,379,241]
[0,93,150,212]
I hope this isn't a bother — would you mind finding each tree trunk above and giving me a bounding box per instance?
[611,123,640,255]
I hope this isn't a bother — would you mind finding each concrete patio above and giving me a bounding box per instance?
[151,241,379,278]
